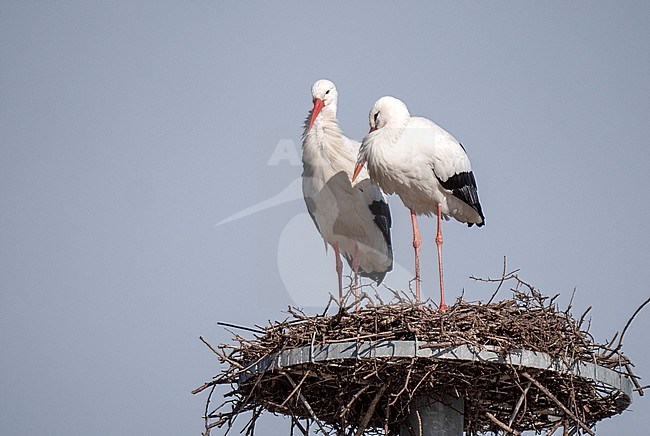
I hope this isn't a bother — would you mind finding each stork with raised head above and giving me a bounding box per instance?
[353,96,484,310]
[302,80,393,306]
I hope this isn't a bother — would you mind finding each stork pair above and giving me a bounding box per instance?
[302,80,484,310]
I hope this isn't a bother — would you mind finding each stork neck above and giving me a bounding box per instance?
[302,103,348,168]
[380,121,408,144]
[319,101,338,122]
[306,102,339,136]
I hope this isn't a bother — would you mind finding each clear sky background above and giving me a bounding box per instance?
[1,2,649,435]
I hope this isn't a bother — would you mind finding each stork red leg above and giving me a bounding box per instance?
[352,244,360,310]
[410,209,422,302]
[435,204,447,310]
[333,243,343,305]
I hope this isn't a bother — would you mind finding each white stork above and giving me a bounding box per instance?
[302,80,393,306]
[353,96,484,309]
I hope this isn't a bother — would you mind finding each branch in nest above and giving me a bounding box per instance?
[612,296,650,354]
[354,385,387,436]
[521,372,594,436]
[485,411,521,435]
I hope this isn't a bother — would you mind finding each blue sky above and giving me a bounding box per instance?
[1,2,648,434]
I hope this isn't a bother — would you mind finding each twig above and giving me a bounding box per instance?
[577,306,591,330]
[281,370,311,407]
[242,406,262,436]
[613,297,650,353]
[488,256,509,304]
[217,321,265,334]
[418,341,453,349]
[321,293,335,317]
[566,287,577,315]
[289,414,308,436]
[193,380,217,395]
[485,411,521,435]
[339,385,371,419]
[389,362,413,406]
[624,363,644,397]
[508,381,531,428]
[522,372,594,436]
[546,419,563,435]
[283,373,330,436]
[202,383,218,436]
[354,384,387,436]
[199,336,221,357]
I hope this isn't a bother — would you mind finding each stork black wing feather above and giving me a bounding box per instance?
[436,170,485,226]
[368,200,392,250]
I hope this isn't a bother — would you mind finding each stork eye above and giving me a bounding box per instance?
[325,89,330,95]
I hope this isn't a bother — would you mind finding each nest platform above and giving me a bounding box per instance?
[195,277,646,435]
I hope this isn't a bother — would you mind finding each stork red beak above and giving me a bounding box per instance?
[352,161,364,182]
[308,98,325,131]
[369,126,377,133]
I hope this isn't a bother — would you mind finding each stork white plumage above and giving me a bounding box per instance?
[302,80,393,306]
[353,96,484,310]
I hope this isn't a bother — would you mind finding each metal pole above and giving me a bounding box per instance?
[398,394,464,436]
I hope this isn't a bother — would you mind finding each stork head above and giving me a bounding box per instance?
[353,96,411,182]
[368,96,410,133]
[308,79,338,130]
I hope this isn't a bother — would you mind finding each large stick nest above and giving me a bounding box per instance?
[195,273,647,435]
